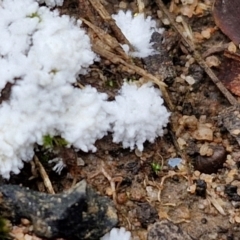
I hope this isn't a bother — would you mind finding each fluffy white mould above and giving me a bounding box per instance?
[0,0,105,178]
[100,227,131,240]
[48,158,66,174]
[0,0,170,179]
[37,0,64,7]
[107,83,170,151]
[112,10,164,58]
[59,87,110,152]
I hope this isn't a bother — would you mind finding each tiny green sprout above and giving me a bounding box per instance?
[125,78,137,84]
[108,80,114,87]
[151,162,162,174]
[43,134,54,149]
[106,79,116,88]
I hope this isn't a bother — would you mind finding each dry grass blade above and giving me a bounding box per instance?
[85,24,174,110]
[207,190,226,215]
[81,18,129,60]
[155,0,237,106]
[88,0,134,51]
[34,155,55,194]
[137,0,145,13]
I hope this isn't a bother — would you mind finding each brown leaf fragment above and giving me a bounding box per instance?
[213,0,240,45]
[218,52,240,96]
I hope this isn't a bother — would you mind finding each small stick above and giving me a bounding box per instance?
[81,18,129,60]
[34,155,55,194]
[137,0,145,13]
[88,0,134,51]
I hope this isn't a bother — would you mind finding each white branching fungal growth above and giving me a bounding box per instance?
[0,0,169,179]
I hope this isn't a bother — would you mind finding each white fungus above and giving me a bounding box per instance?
[100,227,131,240]
[107,83,170,151]
[48,158,66,174]
[0,0,100,178]
[37,0,64,7]
[0,0,170,179]
[112,10,164,58]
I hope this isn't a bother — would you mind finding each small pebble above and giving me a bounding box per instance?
[215,186,223,193]
[21,218,31,226]
[119,1,127,9]
[117,192,128,204]
[198,203,205,210]
[24,234,33,240]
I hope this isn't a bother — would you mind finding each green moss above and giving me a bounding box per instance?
[0,217,12,240]
[43,135,68,150]
[105,79,117,88]
[39,152,51,163]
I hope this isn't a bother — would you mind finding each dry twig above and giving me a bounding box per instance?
[34,155,55,194]
[88,0,134,51]
[81,18,129,60]
[207,190,226,215]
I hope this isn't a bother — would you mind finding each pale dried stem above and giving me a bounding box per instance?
[88,0,134,51]
[81,18,129,60]
[137,0,145,13]
[207,190,226,215]
[34,155,55,194]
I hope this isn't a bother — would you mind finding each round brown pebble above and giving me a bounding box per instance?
[117,192,128,204]
[193,145,227,174]
[21,218,31,226]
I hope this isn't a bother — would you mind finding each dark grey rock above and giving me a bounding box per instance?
[143,31,176,81]
[136,202,159,228]
[147,220,194,240]
[0,180,118,239]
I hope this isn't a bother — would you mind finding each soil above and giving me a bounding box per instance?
[3,0,240,240]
